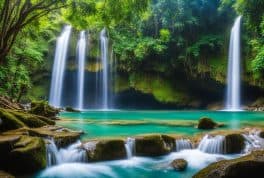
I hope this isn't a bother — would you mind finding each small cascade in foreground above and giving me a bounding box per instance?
[46,139,87,167]
[100,28,110,110]
[49,25,72,108]
[76,31,87,110]
[125,137,135,159]
[175,139,193,151]
[198,135,225,154]
[225,16,242,111]
[243,131,264,153]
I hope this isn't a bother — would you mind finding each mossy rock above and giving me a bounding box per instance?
[198,117,217,129]
[30,100,59,119]
[193,150,264,178]
[0,108,54,132]
[0,109,26,131]
[135,135,174,156]
[224,134,245,154]
[86,140,126,162]
[0,171,14,178]
[29,126,82,148]
[0,135,46,175]
[65,106,80,112]
[171,159,188,171]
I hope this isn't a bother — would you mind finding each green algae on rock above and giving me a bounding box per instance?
[30,100,59,119]
[85,139,126,162]
[193,150,264,178]
[0,135,46,175]
[135,134,175,156]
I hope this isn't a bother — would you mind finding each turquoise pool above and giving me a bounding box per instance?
[57,111,264,139]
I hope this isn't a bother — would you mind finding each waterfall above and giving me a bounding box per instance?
[76,31,87,110]
[175,139,193,151]
[198,135,225,154]
[100,28,109,110]
[49,25,72,108]
[125,137,135,159]
[46,139,87,167]
[225,16,242,111]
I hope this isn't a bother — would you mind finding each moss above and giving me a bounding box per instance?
[87,139,126,162]
[197,117,217,129]
[0,108,26,131]
[30,100,59,119]
[0,135,46,175]
[224,134,245,154]
[193,150,264,178]
[29,126,81,148]
[135,135,172,156]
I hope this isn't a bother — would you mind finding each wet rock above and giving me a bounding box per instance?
[65,106,80,112]
[0,170,14,178]
[224,133,245,154]
[198,117,217,129]
[259,131,264,138]
[29,126,82,148]
[30,101,59,120]
[135,135,175,156]
[0,135,46,175]
[85,139,126,162]
[0,108,55,132]
[171,159,188,171]
[193,150,264,178]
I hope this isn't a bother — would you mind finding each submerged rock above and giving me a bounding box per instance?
[135,135,175,156]
[224,133,245,154]
[30,100,59,120]
[0,135,46,175]
[193,150,264,178]
[171,159,188,171]
[197,117,217,129]
[85,139,126,162]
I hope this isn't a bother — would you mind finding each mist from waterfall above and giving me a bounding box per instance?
[49,25,72,108]
[76,31,87,110]
[225,16,242,111]
[100,28,110,110]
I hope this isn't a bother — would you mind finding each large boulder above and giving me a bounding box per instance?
[259,131,264,138]
[85,139,126,162]
[197,117,217,129]
[135,135,175,156]
[0,135,46,175]
[171,159,188,171]
[224,134,245,154]
[193,150,264,178]
[30,101,59,119]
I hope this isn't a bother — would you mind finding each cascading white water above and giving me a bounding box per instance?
[100,28,109,110]
[243,131,264,153]
[198,135,225,154]
[76,31,87,110]
[175,139,193,151]
[226,16,242,111]
[125,137,135,159]
[46,139,87,167]
[49,25,72,108]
